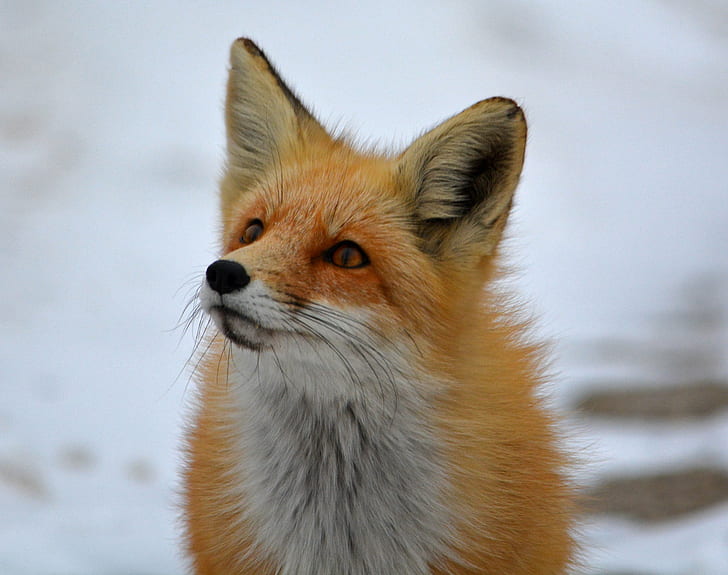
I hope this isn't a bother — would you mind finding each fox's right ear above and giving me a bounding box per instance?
[398,97,527,263]
[221,38,328,210]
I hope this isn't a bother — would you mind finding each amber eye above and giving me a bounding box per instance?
[240,219,264,244]
[327,241,369,269]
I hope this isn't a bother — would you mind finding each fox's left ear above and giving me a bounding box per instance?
[398,97,527,261]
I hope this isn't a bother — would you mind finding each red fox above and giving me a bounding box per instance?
[183,38,575,574]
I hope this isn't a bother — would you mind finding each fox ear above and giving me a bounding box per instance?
[222,38,328,208]
[398,97,527,260]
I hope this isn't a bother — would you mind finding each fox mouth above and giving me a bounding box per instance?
[208,305,275,350]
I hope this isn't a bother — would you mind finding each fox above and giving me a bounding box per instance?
[182,38,575,575]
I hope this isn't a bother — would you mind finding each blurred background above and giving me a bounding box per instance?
[1,1,726,573]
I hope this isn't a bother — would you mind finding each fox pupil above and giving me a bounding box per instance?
[241,220,263,244]
[340,247,354,266]
[329,241,368,269]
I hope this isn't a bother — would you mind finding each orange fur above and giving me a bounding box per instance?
[182,38,575,574]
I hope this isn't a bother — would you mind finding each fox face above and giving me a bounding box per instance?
[199,38,527,400]
[199,157,436,403]
[201,156,416,348]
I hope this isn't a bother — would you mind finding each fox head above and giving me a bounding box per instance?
[200,38,527,394]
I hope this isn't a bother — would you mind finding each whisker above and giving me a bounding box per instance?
[174,269,207,299]
[293,303,398,380]
[175,302,203,343]
[277,293,404,417]
[286,315,363,390]
[168,278,204,341]
[173,318,218,400]
[217,336,231,388]
[269,345,294,395]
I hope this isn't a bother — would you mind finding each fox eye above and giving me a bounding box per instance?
[327,241,369,269]
[240,219,264,244]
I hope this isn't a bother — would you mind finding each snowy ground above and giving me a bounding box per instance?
[1,1,726,574]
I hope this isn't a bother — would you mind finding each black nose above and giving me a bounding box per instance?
[206,260,250,295]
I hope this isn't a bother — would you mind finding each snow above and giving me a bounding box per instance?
[1,1,726,573]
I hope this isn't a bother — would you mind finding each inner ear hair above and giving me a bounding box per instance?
[399,97,527,258]
[222,38,330,210]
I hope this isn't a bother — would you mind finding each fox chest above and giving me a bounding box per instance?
[223,388,451,575]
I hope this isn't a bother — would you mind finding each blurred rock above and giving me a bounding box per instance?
[0,457,48,500]
[586,467,728,522]
[575,380,728,421]
[58,444,96,472]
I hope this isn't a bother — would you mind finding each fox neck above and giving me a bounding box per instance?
[228,344,453,575]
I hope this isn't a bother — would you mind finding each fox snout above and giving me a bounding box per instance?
[201,259,269,350]
[206,259,250,295]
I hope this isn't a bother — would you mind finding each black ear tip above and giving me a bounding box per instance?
[232,37,264,59]
[477,97,524,121]
[506,104,523,120]
[499,99,523,120]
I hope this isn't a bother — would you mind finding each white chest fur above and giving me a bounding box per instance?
[227,346,452,575]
